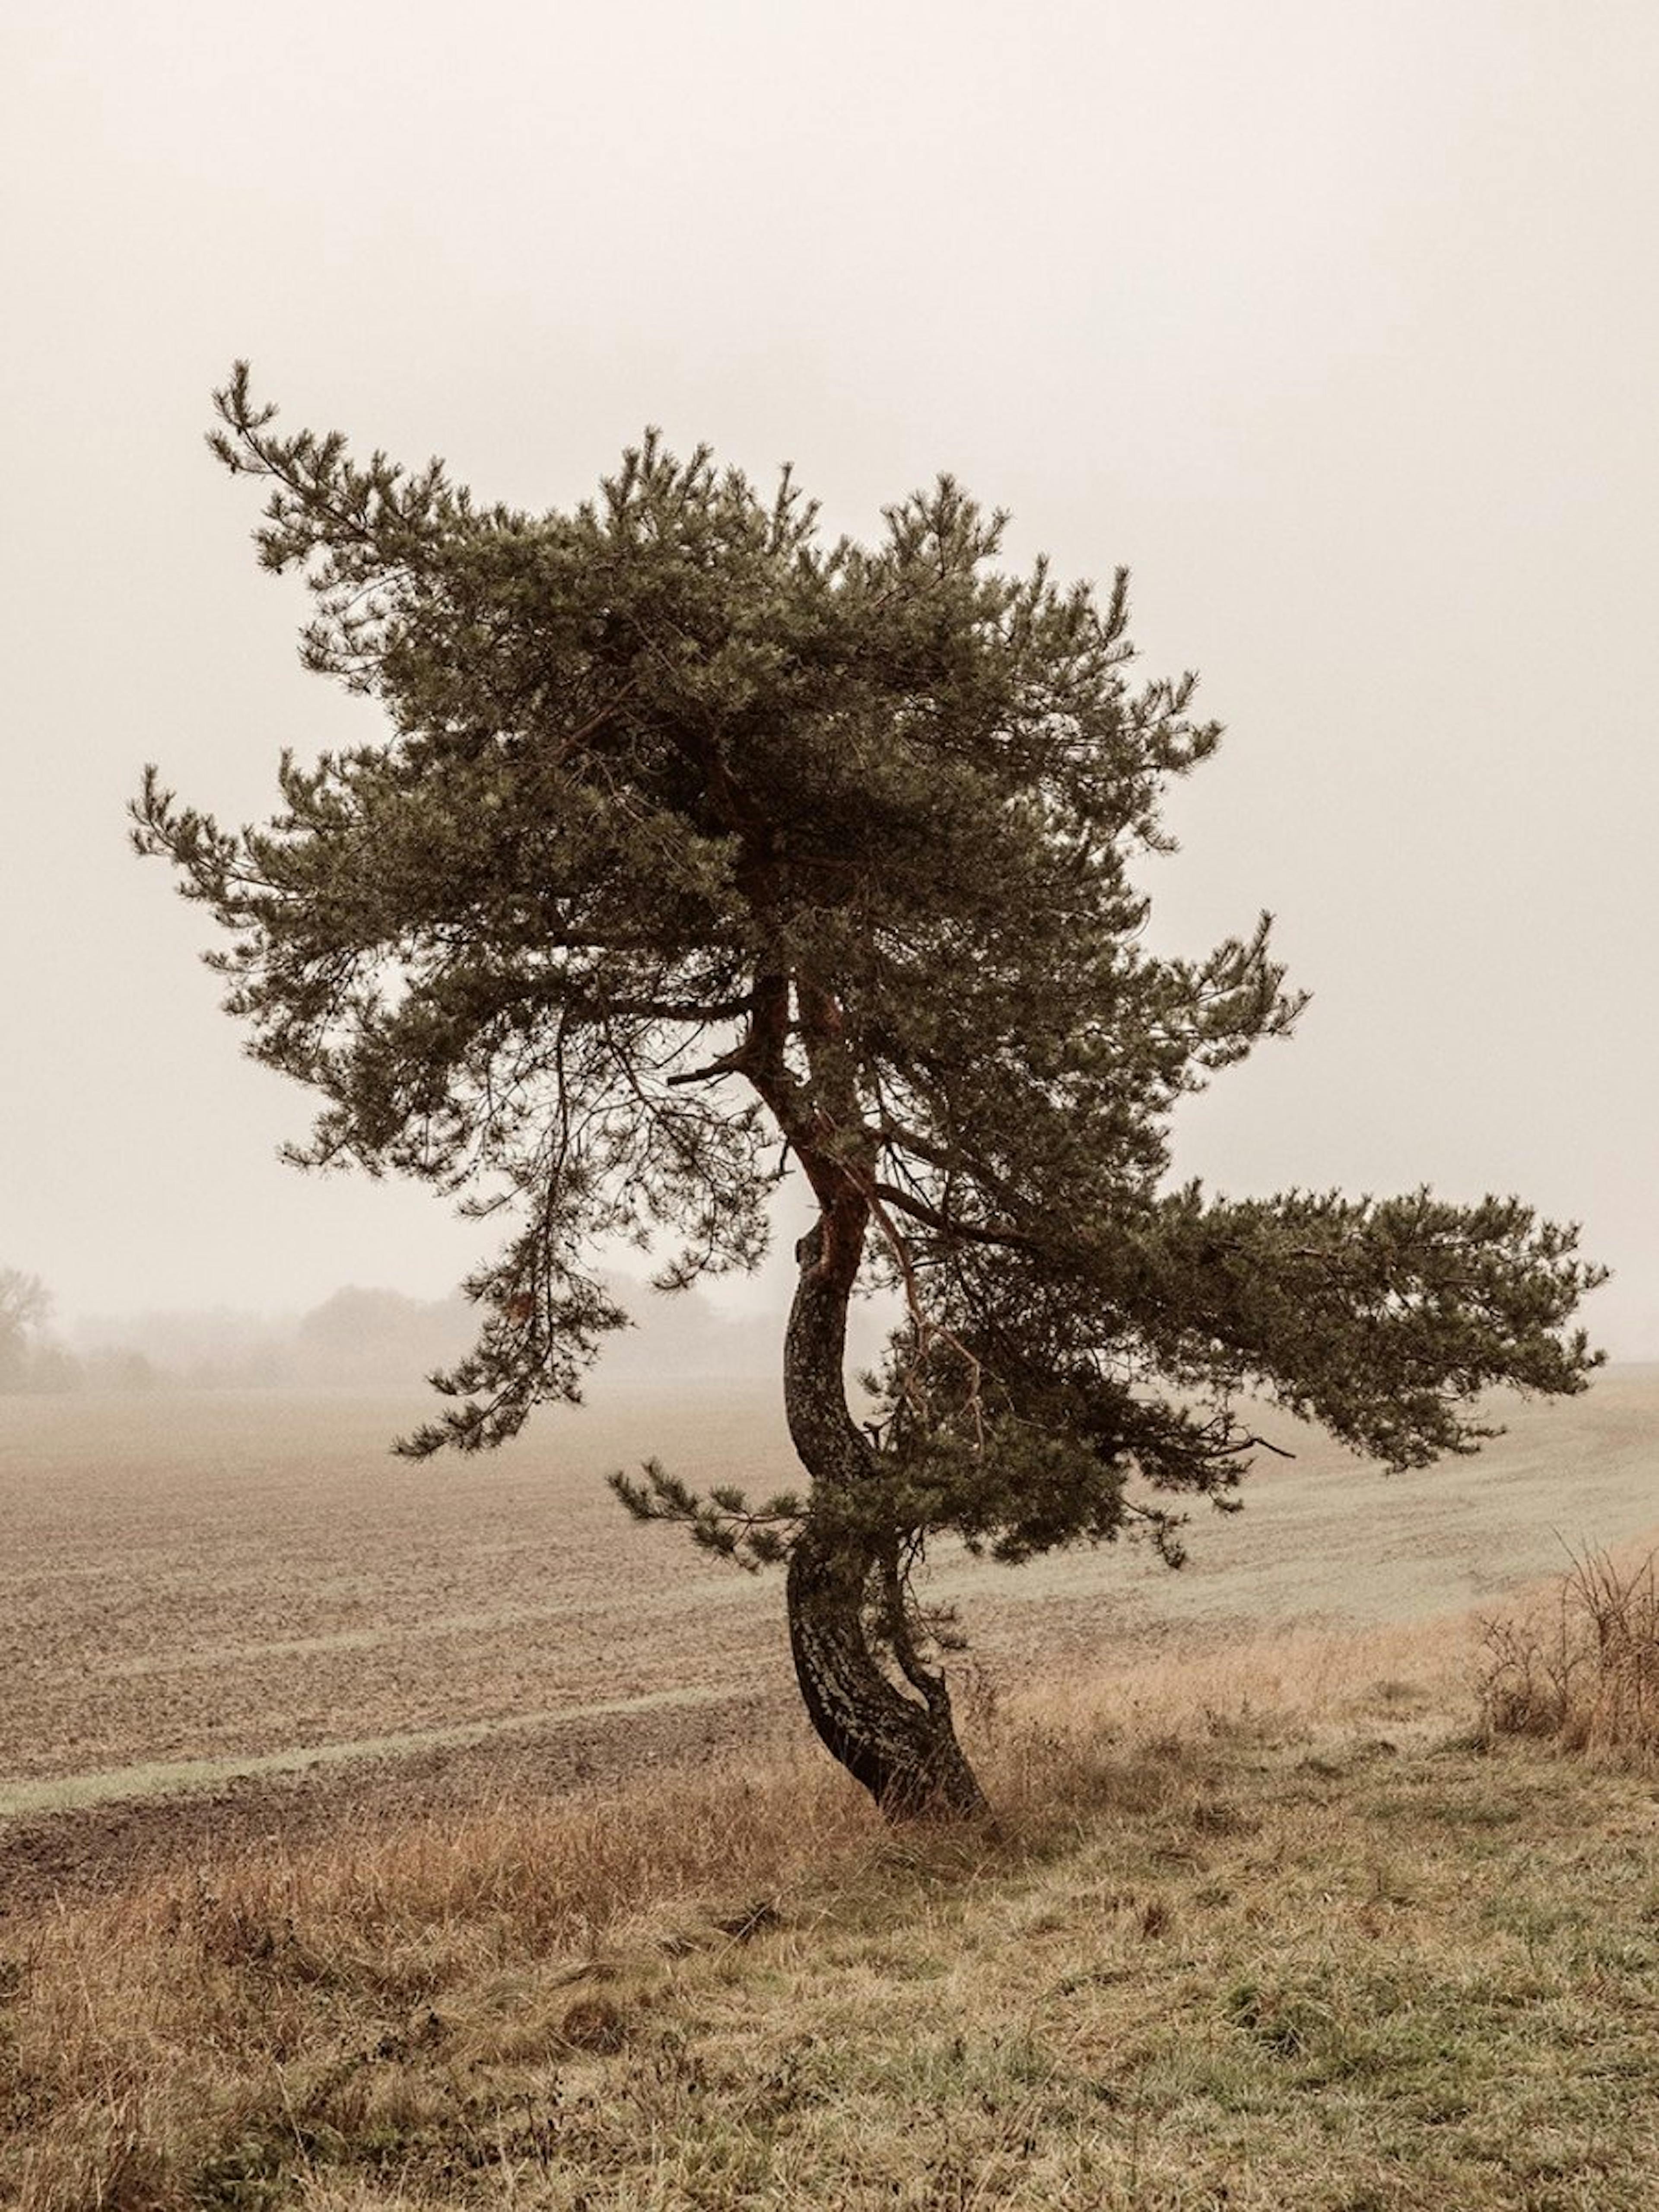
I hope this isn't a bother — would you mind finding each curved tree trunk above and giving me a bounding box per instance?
[782,1214,989,1820]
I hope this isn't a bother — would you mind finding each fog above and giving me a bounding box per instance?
[63,1273,790,1392]
[4,0,1656,1356]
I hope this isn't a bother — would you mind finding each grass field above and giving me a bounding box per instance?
[3,1370,1659,2207]
[5,1619,1659,2209]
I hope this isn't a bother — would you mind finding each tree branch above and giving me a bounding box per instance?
[871,1182,1041,1252]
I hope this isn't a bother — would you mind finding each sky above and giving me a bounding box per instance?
[3,0,1656,1356]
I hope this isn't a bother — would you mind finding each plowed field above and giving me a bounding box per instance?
[5,1368,1656,1827]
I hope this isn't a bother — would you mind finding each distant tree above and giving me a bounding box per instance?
[82,1346,159,1393]
[133,367,1605,1817]
[0,1268,54,1391]
[295,1284,465,1385]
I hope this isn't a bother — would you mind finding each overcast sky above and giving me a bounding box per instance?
[3,0,1656,1356]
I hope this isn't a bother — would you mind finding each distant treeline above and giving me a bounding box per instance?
[0,1278,784,1395]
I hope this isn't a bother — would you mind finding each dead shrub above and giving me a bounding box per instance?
[1477,1544,1659,1763]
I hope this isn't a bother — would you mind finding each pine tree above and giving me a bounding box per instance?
[133,366,1605,1816]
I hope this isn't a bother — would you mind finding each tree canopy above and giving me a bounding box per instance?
[133,366,1605,1813]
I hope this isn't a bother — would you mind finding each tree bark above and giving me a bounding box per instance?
[781,1217,989,1820]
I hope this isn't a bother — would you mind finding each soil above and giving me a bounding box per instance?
[4,1366,1656,1917]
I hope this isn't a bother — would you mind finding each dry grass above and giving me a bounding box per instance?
[7,1618,1659,2210]
[1477,1541,1659,1764]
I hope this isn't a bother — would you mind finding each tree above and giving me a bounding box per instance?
[0,1268,53,1390]
[133,366,1605,1817]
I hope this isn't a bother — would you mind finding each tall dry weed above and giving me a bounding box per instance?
[1477,1542,1659,1763]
